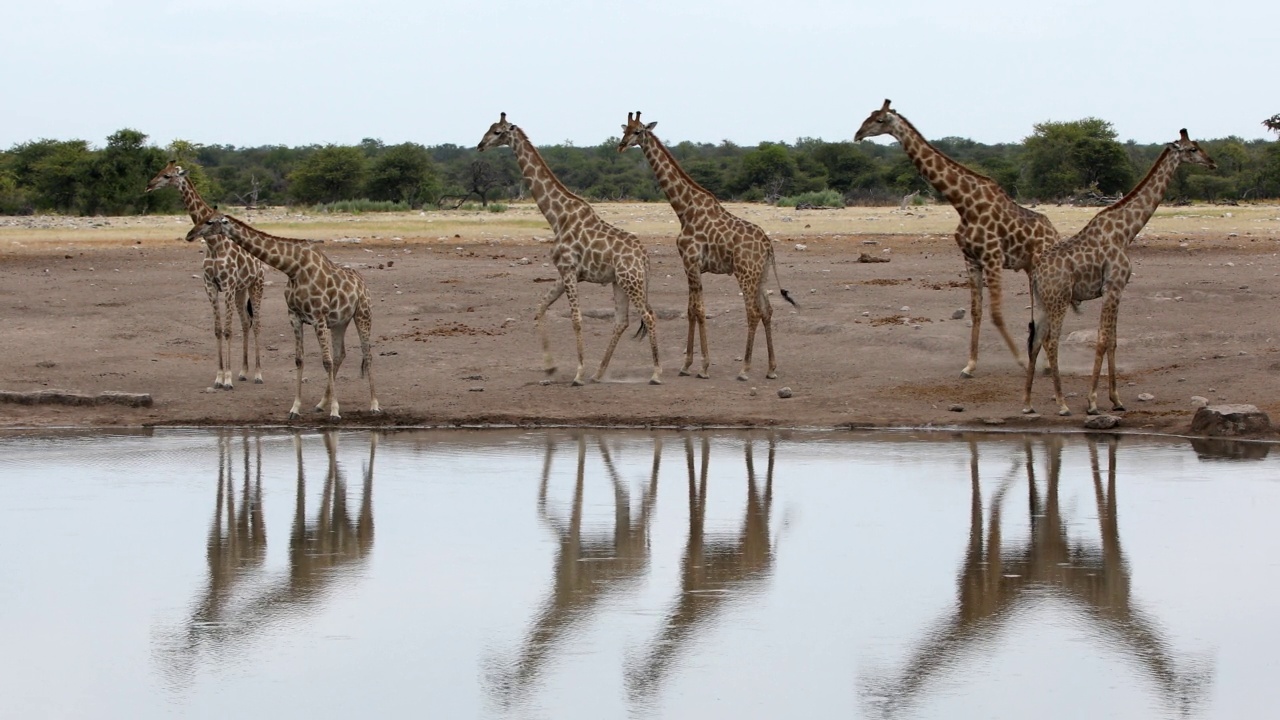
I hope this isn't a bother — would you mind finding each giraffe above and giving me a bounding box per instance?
[1023,129,1216,416]
[478,113,662,386]
[618,112,796,382]
[146,161,265,389]
[186,214,379,421]
[855,100,1061,378]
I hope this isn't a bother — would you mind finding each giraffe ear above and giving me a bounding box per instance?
[645,121,657,131]
[176,165,186,175]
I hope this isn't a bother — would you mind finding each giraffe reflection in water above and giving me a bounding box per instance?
[861,435,1212,718]
[163,430,377,681]
[626,434,776,706]
[487,432,663,707]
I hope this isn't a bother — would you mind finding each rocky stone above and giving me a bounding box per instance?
[981,417,1006,426]
[1190,404,1273,437]
[1084,414,1121,430]
[1190,396,1209,408]
[951,309,965,320]
[948,404,964,412]
[777,387,793,399]
[1137,393,1155,402]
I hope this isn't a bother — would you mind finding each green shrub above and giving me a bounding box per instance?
[776,189,845,208]
[308,199,409,213]
[487,202,508,213]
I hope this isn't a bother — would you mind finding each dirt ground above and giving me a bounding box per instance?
[2,202,1278,436]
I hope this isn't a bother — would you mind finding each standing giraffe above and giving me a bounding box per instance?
[1023,130,1216,416]
[146,161,265,389]
[855,100,1060,378]
[618,112,795,381]
[478,112,662,386]
[186,215,379,421]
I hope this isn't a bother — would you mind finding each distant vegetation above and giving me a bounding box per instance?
[2,119,1279,216]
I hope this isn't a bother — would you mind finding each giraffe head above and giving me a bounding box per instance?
[145,160,187,193]
[477,112,516,152]
[853,99,901,142]
[186,213,233,243]
[1169,128,1217,170]
[616,111,657,153]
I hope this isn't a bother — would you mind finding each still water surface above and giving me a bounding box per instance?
[1,429,1278,719]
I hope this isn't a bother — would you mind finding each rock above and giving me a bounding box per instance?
[900,306,910,312]
[857,252,890,263]
[749,387,758,397]
[1137,393,1155,402]
[1084,414,1121,430]
[951,309,965,320]
[468,387,484,392]
[794,243,808,251]
[777,387,793,399]
[1190,396,1209,407]
[948,404,964,412]
[981,417,1006,426]
[1066,329,1097,344]
[1190,404,1273,436]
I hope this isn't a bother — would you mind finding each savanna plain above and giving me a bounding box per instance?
[1,201,1277,434]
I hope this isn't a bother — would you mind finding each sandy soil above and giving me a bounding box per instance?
[2,202,1278,435]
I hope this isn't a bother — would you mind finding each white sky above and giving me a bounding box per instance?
[5,0,1276,150]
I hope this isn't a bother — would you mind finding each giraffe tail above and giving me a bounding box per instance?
[770,250,798,307]
[245,296,254,319]
[632,317,650,340]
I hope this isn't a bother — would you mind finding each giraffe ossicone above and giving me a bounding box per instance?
[1022,129,1217,416]
[855,99,1060,378]
[618,110,796,382]
[478,112,662,386]
[186,214,380,421]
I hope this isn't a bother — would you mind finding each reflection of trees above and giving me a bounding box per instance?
[626,434,776,708]
[161,430,377,686]
[487,432,662,709]
[862,435,1212,719]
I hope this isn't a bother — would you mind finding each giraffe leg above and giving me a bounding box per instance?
[250,273,264,384]
[642,301,662,385]
[535,279,566,375]
[1106,316,1124,412]
[235,287,252,383]
[592,282,630,383]
[1088,294,1123,415]
[961,260,984,378]
[316,321,348,413]
[564,279,586,386]
[356,300,379,414]
[1045,309,1070,416]
[288,314,306,420]
[218,292,235,390]
[982,256,1028,372]
[758,283,778,379]
[737,277,761,382]
[1022,307,1047,414]
[313,323,340,421]
[680,269,705,378]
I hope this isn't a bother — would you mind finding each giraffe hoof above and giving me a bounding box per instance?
[287,412,301,421]
[1086,408,1100,416]
[571,379,585,387]
[1112,405,1126,412]
[678,369,692,377]
[959,370,975,379]
[736,373,749,382]
[765,372,778,380]
[254,378,264,385]
[649,378,662,386]
[326,415,342,423]
[238,373,248,381]
[1059,409,1073,417]
[1022,407,1036,415]
[544,366,557,376]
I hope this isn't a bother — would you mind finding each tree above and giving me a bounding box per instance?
[1022,118,1132,200]
[365,142,439,207]
[733,142,796,200]
[1264,114,1280,135]
[288,145,368,204]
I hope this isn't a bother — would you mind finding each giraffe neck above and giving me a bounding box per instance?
[222,222,309,277]
[1080,147,1179,247]
[890,115,994,210]
[176,175,217,225]
[638,133,716,218]
[508,127,588,231]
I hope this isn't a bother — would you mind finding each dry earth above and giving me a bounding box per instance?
[1,202,1278,437]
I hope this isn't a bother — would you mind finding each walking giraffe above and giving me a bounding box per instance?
[1023,129,1216,416]
[146,161,265,389]
[187,214,379,421]
[478,112,662,386]
[618,112,795,382]
[855,100,1060,378]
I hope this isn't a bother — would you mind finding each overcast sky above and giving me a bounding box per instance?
[5,0,1276,151]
